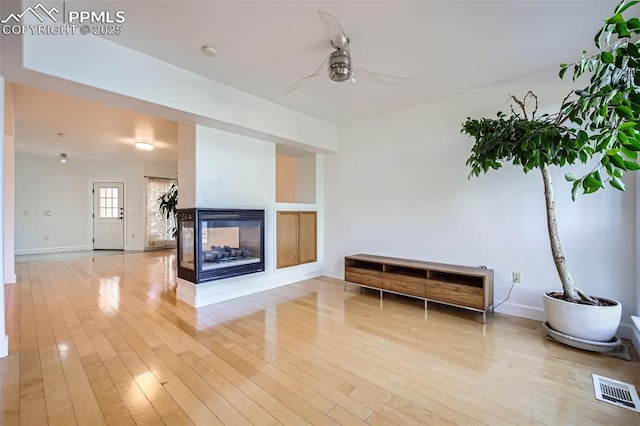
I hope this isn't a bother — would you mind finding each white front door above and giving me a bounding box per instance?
[93,182,124,250]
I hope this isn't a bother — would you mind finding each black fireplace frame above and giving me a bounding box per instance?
[176,208,265,284]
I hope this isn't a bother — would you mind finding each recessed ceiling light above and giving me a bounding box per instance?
[59,153,68,163]
[135,140,154,151]
[201,45,218,58]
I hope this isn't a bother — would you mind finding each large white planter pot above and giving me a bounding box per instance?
[543,292,622,342]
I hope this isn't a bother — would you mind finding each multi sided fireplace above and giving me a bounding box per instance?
[176,208,265,284]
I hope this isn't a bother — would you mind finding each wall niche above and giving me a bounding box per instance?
[275,153,316,204]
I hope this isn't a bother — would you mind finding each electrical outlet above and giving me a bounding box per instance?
[512,272,521,284]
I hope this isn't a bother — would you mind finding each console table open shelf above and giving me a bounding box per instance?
[344,254,494,323]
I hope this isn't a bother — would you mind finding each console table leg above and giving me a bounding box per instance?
[482,311,486,324]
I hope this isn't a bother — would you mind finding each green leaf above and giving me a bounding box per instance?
[559,66,568,79]
[619,121,637,132]
[584,174,604,189]
[607,13,625,24]
[594,27,604,48]
[621,146,638,159]
[627,17,640,30]
[565,172,577,181]
[615,22,631,37]
[624,160,640,170]
[616,0,639,14]
[601,51,614,63]
[616,106,635,119]
[624,136,640,150]
[571,180,580,201]
[609,153,627,169]
[600,104,608,117]
[618,132,630,144]
[610,176,626,191]
[576,130,589,145]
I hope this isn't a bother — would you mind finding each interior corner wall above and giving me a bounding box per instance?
[15,152,177,254]
[0,77,8,358]
[3,134,15,283]
[324,68,636,338]
[3,82,15,283]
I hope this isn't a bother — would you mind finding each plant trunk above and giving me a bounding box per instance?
[540,164,583,302]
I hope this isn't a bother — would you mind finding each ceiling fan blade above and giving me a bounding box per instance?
[317,11,349,49]
[284,54,331,94]
[352,68,411,87]
[284,74,324,94]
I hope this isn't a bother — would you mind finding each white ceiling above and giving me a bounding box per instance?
[12,85,178,162]
[94,0,618,125]
[8,1,620,162]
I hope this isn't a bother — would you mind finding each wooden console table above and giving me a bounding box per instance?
[344,254,494,323]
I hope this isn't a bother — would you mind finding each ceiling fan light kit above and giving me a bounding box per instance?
[284,10,409,93]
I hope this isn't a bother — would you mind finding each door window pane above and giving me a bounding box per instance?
[99,187,119,218]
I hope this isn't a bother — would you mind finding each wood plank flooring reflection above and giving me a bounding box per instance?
[1,250,639,425]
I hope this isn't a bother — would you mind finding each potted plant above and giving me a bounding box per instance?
[461,0,639,344]
[158,181,178,239]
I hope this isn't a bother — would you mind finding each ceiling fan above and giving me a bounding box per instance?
[284,11,410,94]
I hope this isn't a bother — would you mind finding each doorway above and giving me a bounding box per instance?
[93,182,124,250]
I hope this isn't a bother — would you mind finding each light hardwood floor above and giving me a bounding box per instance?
[1,250,639,425]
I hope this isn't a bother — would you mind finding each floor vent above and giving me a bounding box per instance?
[592,374,640,412]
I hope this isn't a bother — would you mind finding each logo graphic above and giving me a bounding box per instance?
[1,1,125,36]
[1,3,59,24]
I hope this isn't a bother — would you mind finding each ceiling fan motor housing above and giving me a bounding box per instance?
[329,50,351,82]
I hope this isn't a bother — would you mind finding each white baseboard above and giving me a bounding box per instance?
[4,273,16,284]
[0,335,8,358]
[124,245,145,251]
[497,302,546,321]
[15,245,92,255]
[617,322,633,341]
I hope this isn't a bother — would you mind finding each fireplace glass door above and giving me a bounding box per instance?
[177,209,265,283]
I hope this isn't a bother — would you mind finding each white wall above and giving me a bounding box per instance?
[15,151,177,253]
[195,126,275,208]
[0,77,8,358]
[177,123,196,208]
[3,83,15,283]
[323,69,636,338]
[634,173,640,352]
[295,155,316,204]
